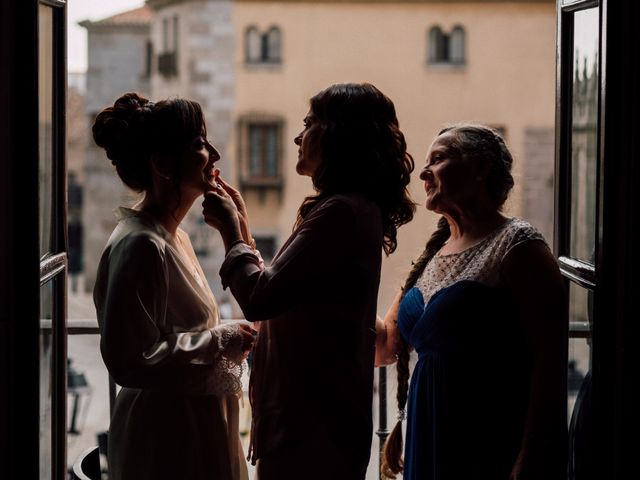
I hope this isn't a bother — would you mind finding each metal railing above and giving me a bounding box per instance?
[61,318,393,478]
[60,317,587,480]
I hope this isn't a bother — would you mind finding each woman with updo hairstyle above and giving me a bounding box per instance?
[202,83,415,479]
[92,92,255,480]
[377,124,567,479]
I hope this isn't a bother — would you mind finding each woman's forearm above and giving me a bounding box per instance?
[375,316,392,366]
[375,291,403,366]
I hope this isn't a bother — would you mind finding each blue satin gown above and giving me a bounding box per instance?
[397,280,531,480]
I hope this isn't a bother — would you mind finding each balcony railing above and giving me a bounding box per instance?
[56,317,589,479]
[59,317,391,478]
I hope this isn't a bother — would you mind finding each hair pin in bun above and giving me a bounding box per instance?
[141,101,155,113]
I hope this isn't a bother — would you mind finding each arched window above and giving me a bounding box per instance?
[245,26,261,63]
[428,26,447,63]
[246,26,282,64]
[428,25,465,65]
[265,27,282,63]
[450,26,466,64]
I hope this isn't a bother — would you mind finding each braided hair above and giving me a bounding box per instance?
[381,217,450,478]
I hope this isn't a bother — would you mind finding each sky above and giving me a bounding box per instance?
[573,7,599,74]
[68,0,145,72]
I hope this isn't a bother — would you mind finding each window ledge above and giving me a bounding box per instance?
[239,177,283,189]
[239,177,284,203]
[244,62,283,72]
[426,62,467,72]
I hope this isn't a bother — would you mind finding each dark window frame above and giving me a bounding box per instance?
[158,15,179,77]
[247,123,280,179]
[556,0,640,477]
[40,2,69,479]
[237,116,284,200]
[0,0,68,478]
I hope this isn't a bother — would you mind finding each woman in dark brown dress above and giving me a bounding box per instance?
[202,83,415,479]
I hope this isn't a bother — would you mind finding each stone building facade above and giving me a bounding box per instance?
[80,7,152,291]
[231,0,557,311]
[147,0,236,298]
[81,0,557,314]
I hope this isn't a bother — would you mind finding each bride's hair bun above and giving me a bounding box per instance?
[92,92,155,191]
[93,92,206,193]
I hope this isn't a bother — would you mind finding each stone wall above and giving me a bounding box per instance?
[82,23,151,292]
[150,0,235,300]
[521,127,555,243]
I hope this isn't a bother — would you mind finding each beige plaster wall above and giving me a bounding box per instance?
[233,1,556,312]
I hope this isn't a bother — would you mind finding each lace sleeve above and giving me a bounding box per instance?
[210,323,246,397]
[502,219,548,260]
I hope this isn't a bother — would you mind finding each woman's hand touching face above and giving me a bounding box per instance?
[206,171,253,246]
[202,185,243,250]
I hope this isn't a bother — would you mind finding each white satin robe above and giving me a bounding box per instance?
[94,208,248,480]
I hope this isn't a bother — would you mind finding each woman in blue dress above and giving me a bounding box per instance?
[377,124,567,479]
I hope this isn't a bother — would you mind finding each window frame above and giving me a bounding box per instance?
[427,25,445,63]
[555,0,600,294]
[237,115,285,199]
[245,25,262,63]
[427,24,466,67]
[158,15,179,77]
[247,123,280,179]
[245,25,283,66]
[449,25,466,65]
[265,26,282,63]
[0,0,68,478]
[38,1,69,478]
[555,0,640,476]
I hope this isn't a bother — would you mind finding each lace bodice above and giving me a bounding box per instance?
[416,218,546,305]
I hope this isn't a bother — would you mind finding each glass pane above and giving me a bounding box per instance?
[247,28,261,62]
[40,280,54,479]
[67,333,109,472]
[267,28,281,62]
[248,125,262,177]
[265,126,278,177]
[569,8,599,263]
[450,27,465,63]
[568,336,589,406]
[568,281,593,478]
[39,4,54,258]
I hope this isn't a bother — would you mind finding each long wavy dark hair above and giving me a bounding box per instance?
[382,124,515,478]
[296,83,415,255]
